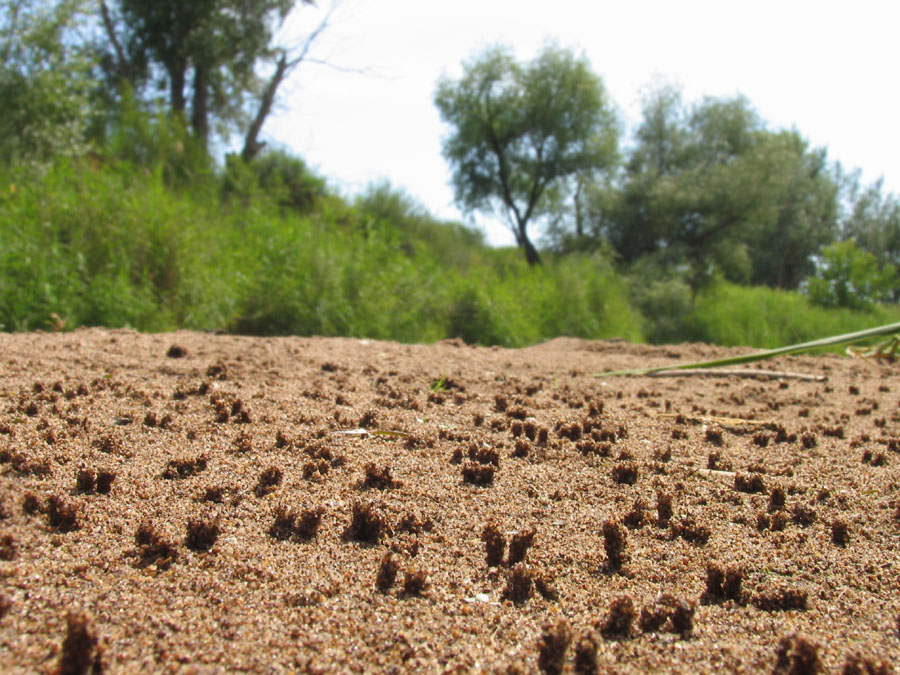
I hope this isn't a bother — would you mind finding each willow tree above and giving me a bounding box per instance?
[434,44,619,266]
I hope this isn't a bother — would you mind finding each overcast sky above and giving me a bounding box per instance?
[265,0,900,246]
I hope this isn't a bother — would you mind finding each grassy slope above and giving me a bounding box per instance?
[1,159,896,348]
[0,160,642,345]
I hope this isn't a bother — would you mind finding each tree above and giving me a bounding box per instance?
[97,0,323,157]
[741,131,837,288]
[0,0,95,165]
[239,7,332,162]
[807,239,897,310]
[589,86,837,289]
[434,44,619,266]
[836,169,900,273]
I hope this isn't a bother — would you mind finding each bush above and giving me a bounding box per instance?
[680,281,900,349]
[446,284,508,346]
[355,181,485,268]
[222,149,325,215]
[626,262,694,343]
[0,1,94,167]
[806,240,897,310]
[0,161,185,331]
[101,89,213,190]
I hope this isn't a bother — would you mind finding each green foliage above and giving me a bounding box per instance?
[741,131,837,288]
[445,282,511,346]
[435,42,619,265]
[585,86,837,290]
[354,181,485,267]
[251,149,326,214]
[679,282,900,349]
[4,152,895,353]
[225,211,448,341]
[99,87,213,187]
[625,260,694,344]
[0,161,184,331]
[836,169,900,279]
[806,240,897,310]
[0,0,95,165]
[0,157,642,346]
[222,148,325,214]
[538,253,641,340]
[226,223,642,346]
[441,251,642,346]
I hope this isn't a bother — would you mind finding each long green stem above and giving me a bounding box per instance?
[595,321,900,377]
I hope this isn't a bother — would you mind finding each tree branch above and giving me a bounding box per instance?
[302,58,371,75]
[99,0,127,79]
[482,92,543,265]
[240,2,335,162]
[1,0,21,64]
[519,138,546,227]
[241,51,288,161]
[482,95,523,230]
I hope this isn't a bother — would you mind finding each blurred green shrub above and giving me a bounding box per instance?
[806,240,897,310]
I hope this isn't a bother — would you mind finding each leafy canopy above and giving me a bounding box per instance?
[807,239,897,310]
[583,85,837,289]
[0,0,95,165]
[434,43,619,265]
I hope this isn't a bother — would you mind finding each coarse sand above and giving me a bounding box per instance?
[0,328,898,673]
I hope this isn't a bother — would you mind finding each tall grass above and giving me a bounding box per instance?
[682,282,900,349]
[0,159,643,345]
[4,159,895,348]
[1,161,187,331]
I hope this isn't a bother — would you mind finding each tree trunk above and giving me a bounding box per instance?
[168,60,187,117]
[574,177,584,239]
[191,64,209,152]
[519,225,543,266]
[241,53,289,162]
[99,1,131,87]
[241,5,334,162]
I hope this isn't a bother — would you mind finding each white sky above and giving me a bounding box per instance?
[265,0,900,246]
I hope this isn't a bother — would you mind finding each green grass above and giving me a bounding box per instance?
[598,319,900,377]
[682,282,900,349]
[0,161,186,331]
[0,159,643,346]
[3,159,896,349]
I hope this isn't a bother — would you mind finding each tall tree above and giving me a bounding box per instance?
[589,86,837,289]
[98,0,319,156]
[434,44,619,266]
[741,131,837,288]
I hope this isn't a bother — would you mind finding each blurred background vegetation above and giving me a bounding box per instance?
[2,0,899,347]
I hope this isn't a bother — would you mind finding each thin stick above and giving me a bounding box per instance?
[645,368,825,382]
[697,469,737,479]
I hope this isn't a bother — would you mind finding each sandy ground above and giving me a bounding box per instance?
[0,328,898,673]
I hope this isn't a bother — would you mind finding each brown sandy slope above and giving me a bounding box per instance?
[0,329,898,673]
